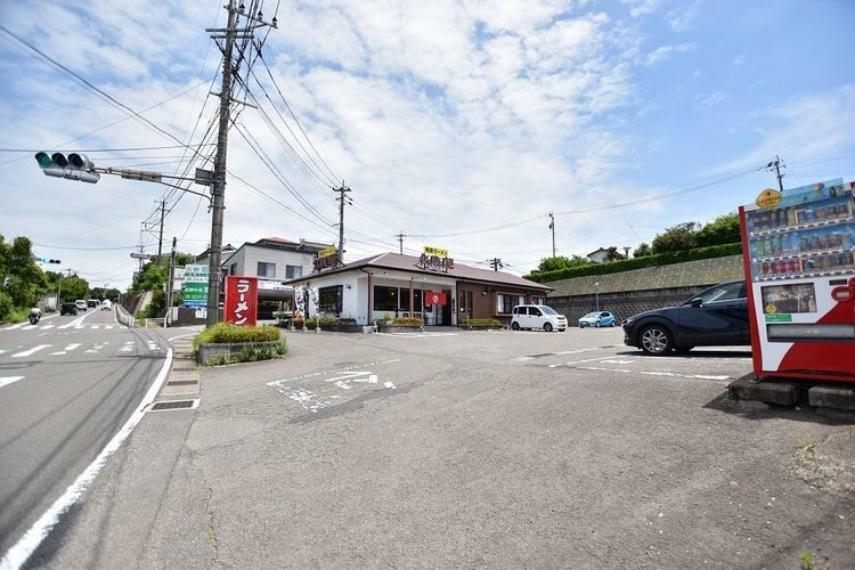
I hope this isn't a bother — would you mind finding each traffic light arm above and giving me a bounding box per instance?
[96,167,213,205]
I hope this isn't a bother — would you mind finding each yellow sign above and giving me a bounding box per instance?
[755,188,782,210]
[318,246,337,259]
[423,245,448,258]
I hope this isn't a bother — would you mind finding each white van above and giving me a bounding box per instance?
[511,304,568,332]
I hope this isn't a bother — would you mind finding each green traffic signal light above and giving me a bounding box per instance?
[35,152,52,167]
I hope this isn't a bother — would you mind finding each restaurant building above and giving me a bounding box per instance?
[288,251,551,326]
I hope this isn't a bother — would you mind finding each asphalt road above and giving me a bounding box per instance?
[0,308,173,558]
[33,326,855,569]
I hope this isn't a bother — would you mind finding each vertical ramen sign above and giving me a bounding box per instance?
[224,275,259,326]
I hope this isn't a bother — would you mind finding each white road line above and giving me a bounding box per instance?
[106,326,114,330]
[0,348,173,570]
[20,325,37,331]
[2,323,26,331]
[40,324,55,330]
[65,343,82,352]
[91,325,100,330]
[0,376,25,389]
[571,365,731,384]
[0,349,7,355]
[50,352,66,356]
[11,345,51,358]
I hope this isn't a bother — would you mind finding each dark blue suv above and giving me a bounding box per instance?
[622,280,750,355]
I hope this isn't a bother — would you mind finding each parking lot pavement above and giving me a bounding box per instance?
[39,326,855,569]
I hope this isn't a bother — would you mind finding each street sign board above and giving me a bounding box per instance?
[183,282,208,307]
[184,264,209,283]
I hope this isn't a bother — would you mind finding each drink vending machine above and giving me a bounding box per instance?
[738,178,855,383]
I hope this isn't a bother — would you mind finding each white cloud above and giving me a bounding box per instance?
[623,0,663,18]
[643,42,696,65]
[694,90,730,107]
[667,1,702,32]
[733,53,747,65]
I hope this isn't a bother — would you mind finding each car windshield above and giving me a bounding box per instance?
[540,306,559,315]
[583,312,600,318]
[693,282,743,304]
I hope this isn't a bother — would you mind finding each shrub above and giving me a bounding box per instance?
[526,243,742,283]
[391,317,424,327]
[460,318,502,328]
[201,340,287,366]
[194,323,281,350]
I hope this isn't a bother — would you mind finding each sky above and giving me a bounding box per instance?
[0,0,854,288]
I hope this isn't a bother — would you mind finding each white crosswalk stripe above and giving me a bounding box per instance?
[21,325,37,331]
[11,344,51,358]
[0,376,25,389]
[3,323,26,331]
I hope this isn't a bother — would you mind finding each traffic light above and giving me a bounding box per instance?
[34,152,100,183]
[32,256,62,264]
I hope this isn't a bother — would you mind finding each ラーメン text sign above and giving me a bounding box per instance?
[224,275,258,326]
[423,245,448,258]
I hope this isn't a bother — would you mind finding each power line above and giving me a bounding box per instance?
[32,242,139,251]
[0,144,216,153]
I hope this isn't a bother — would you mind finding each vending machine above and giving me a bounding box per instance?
[738,178,855,384]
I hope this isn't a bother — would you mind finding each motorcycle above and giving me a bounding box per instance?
[28,309,41,325]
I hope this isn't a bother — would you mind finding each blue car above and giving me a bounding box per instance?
[578,311,616,328]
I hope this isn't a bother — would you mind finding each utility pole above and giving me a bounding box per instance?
[206,0,238,327]
[335,182,351,264]
[489,257,503,272]
[157,199,165,260]
[165,236,177,328]
[396,231,406,255]
[548,212,556,258]
[766,155,785,192]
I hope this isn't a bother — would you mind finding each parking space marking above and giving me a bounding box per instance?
[376,332,458,338]
[0,376,25,389]
[572,365,731,385]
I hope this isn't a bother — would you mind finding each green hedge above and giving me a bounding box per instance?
[459,318,502,328]
[526,243,742,283]
[391,317,424,327]
[194,323,281,350]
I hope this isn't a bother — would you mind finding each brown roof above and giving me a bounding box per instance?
[290,252,551,291]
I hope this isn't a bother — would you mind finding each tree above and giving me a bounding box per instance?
[536,255,590,273]
[633,242,652,257]
[696,213,740,248]
[59,274,90,302]
[603,246,626,262]
[651,222,698,254]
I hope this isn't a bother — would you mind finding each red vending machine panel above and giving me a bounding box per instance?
[739,179,855,383]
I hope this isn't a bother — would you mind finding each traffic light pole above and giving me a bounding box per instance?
[207,0,237,327]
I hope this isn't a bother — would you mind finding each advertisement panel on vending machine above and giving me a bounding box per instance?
[738,179,855,383]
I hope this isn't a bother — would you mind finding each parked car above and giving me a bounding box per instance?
[101,300,113,311]
[87,299,99,308]
[75,299,88,311]
[511,304,568,332]
[622,279,749,355]
[60,302,78,316]
[578,311,616,328]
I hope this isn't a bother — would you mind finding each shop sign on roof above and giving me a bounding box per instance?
[423,245,448,258]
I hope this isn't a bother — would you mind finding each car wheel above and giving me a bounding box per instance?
[543,322,553,332]
[609,322,615,327]
[639,325,673,355]
[594,322,601,328]
[511,321,520,331]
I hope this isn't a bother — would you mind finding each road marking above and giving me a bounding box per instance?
[40,324,55,330]
[0,349,174,570]
[2,323,26,331]
[65,343,81,352]
[91,325,100,330]
[0,349,7,355]
[376,332,458,338]
[106,326,114,330]
[21,325,37,331]
[0,376,25,389]
[571,365,730,384]
[11,345,51,358]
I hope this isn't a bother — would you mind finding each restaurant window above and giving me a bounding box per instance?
[286,265,302,279]
[318,285,343,315]
[257,261,276,278]
[497,294,524,314]
[373,286,398,311]
[398,289,422,312]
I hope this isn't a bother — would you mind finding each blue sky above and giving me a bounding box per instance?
[0,0,853,286]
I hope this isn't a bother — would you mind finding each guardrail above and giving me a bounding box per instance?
[115,305,136,328]
[144,317,165,328]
